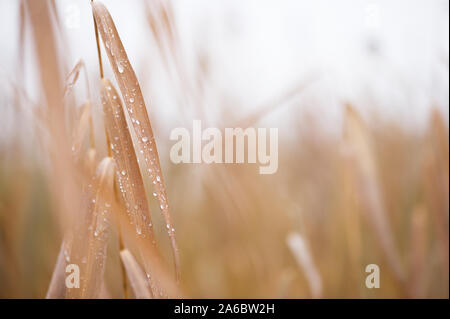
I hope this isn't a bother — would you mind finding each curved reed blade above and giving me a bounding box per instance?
[120,249,152,299]
[112,206,184,298]
[46,242,67,299]
[71,101,93,159]
[26,0,84,238]
[101,78,155,244]
[64,60,91,100]
[25,0,63,109]
[92,1,180,281]
[286,233,322,298]
[65,157,115,298]
[101,78,164,296]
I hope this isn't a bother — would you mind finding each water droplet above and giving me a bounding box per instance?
[142,137,148,143]
[129,97,134,103]
[117,62,124,73]
[156,176,161,182]
[121,170,126,176]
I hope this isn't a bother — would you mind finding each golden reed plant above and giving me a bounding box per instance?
[0,0,447,298]
[19,0,181,298]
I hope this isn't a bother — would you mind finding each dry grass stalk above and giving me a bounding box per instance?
[64,60,91,99]
[25,0,62,109]
[236,74,319,128]
[145,0,176,52]
[65,157,115,298]
[339,150,363,284]
[286,232,322,298]
[46,242,67,299]
[120,249,152,298]
[101,78,155,246]
[101,78,165,297]
[92,1,180,281]
[71,101,94,159]
[64,60,92,142]
[111,199,183,298]
[26,0,83,236]
[422,109,449,293]
[343,104,404,282]
[409,205,428,298]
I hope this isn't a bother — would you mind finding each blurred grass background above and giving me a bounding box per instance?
[0,0,448,298]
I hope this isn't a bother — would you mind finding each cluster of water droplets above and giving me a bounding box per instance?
[99,18,176,241]
[89,195,110,245]
[133,127,175,236]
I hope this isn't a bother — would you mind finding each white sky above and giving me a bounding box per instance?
[0,0,448,137]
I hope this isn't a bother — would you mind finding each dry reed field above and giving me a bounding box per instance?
[0,0,448,299]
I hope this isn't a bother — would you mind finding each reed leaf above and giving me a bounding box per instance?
[92,1,180,281]
[101,78,165,297]
[343,104,404,282]
[65,157,115,298]
[120,249,152,299]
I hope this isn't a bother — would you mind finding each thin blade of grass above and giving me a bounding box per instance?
[111,205,184,298]
[101,78,155,245]
[64,59,91,100]
[286,232,322,298]
[343,104,404,282]
[26,0,84,238]
[71,101,93,159]
[65,157,115,298]
[46,242,67,299]
[101,78,165,297]
[120,249,152,299]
